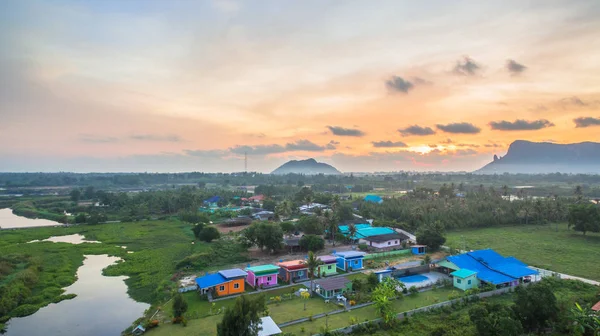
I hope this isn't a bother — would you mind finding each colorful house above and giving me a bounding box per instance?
[246,264,280,288]
[440,249,538,288]
[450,269,479,291]
[411,245,427,255]
[195,268,248,297]
[277,260,308,283]
[314,276,353,299]
[316,255,338,277]
[334,251,366,271]
[359,232,408,251]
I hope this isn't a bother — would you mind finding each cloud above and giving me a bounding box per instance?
[229,139,334,155]
[327,126,365,137]
[372,140,408,148]
[436,122,481,134]
[453,56,481,76]
[184,149,228,158]
[573,116,600,128]
[398,125,436,136]
[489,119,554,131]
[506,59,527,75]
[456,143,480,148]
[484,142,503,148]
[326,140,339,150]
[385,76,414,93]
[453,149,478,156]
[440,138,453,144]
[130,134,182,142]
[78,134,119,143]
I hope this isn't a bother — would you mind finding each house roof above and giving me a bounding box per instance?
[316,276,351,291]
[284,238,300,247]
[258,316,282,336]
[353,227,396,239]
[338,223,371,234]
[317,255,337,263]
[277,260,308,270]
[246,264,280,275]
[362,232,407,243]
[364,195,383,203]
[450,268,477,278]
[204,196,221,203]
[592,301,600,312]
[447,249,537,285]
[218,268,248,279]
[195,273,228,289]
[334,251,366,259]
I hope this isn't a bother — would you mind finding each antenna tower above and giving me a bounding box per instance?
[244,152,248,173]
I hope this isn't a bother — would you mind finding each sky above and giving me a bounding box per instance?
[1,0,600,173]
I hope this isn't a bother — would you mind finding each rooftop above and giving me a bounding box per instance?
[317,255,337,263]
[277,260,308,270]
[353,227,396,239]
[362,232,407,243]
[334,251,366,259]
[316,276,351,291]
[195,273,228,289]
[450,268,477,278]
[218,268,248,279]
[257,316,282,336]
[447,249,537,285]
[246,264,280,274]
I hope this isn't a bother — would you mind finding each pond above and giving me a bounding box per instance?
[5,255,150,336]
[0,208,63,229]
[28,234,100,244]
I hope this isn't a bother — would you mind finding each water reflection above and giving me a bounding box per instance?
[0,208,63,229]
[28,234,100,244]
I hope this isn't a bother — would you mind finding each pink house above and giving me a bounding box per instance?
[245,264,280,288]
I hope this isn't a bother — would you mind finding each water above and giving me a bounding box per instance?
[28,234,100,244]
[5,255,149,336]
[0,208,63,229]
[398,274,428,283]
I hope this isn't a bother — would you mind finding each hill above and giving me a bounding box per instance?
[271,158,341,175]
[476,140,600,174]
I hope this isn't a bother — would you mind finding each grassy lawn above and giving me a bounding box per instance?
[281,287,456,335]
[446,223,600,280]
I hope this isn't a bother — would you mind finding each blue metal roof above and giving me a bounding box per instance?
[353,227,395,239]
[195,273,228,289]
[218,268,248,279]
[338,224,371,234]
[450,268,477,278]
[364,195,383,203]
[334,251,366,259]
[204,196,221,203]
[446,249,537,285]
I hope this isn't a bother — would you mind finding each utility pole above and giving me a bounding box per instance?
[244,152,247,173]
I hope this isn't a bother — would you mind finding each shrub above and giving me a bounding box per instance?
[299,234,325,252]
[11,304,39,317]
[409,286,419,295]
[358,243,369,251]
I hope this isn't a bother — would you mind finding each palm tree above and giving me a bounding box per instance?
[574,185,583,202]
[305,251,323,297]
[330,195,341,214]
[347,223,357,247]
[275,199,292,220]
[502,185,509,197]
[304,194,314,212]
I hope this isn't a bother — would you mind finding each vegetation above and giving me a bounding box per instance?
[305,251,323,296]
[173,293,188,319]
[416,220,446,250]
[216,295,266,336]
[299,234,325,252]
[568,203,600,235]
[242,222,283,253]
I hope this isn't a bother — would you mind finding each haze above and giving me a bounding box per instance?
[2,0,600,173]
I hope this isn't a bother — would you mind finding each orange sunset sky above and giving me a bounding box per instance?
[1,0,599,173]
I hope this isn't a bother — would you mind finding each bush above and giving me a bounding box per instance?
[11,304,39,317]
[358,243,369,251]
[299,235,325,252]
[409,286,419,295]
[198,226,220,242]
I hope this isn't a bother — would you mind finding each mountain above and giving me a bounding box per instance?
[476,140,600,174]
[271,158,341,175]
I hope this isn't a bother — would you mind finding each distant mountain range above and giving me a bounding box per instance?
[477,140,600,174]
[271,158,341,175]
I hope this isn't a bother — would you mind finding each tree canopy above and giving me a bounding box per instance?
[217,295,266,336]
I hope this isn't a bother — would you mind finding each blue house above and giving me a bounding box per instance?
[364,195,383,204]
[334,251,366,271]
[411,245,426,255]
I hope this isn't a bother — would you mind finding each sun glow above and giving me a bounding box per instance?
[408,145,434,154]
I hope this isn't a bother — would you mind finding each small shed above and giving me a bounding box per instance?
[257,316,282,336]
[411,245,426,255]
[132,324,146,335]
[314,276,353,299]
[450,269,479,291]
[374,269,393,282]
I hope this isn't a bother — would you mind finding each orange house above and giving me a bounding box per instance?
[196,268,248,297]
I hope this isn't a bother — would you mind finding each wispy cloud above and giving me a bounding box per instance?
[489,119,554,131]
[453,56,481,76]
[385,76,414,94]
[229,139,335,155]
[78,134,119,143]
[130,134,182,142]
[327,126,365,137]
[506,59,527,75]
[573,116,600,128]
[372,140,408,148]
[436,122,481,134]
[398,125,436,136]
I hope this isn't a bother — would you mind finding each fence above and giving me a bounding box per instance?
[363,249,411,260]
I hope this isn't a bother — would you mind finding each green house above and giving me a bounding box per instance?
[314,276,352,299]
[316,255,338,277]
[450,269,479,291]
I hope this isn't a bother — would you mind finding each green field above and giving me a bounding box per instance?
[446,223,600,280]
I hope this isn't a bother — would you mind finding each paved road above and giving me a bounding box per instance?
[530,266,599,286]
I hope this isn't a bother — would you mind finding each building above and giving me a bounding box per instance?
[450,269,479,291]
[411,245,427,255]
[334,251,366,271]
[363,195,383,204]
[178,276,197,293]
[246,264,280,288]
[283,237,301,252]
[195,268,248,297]
[316,255,338,277]
[438,249,538,289]
[373,269,393,282]
[277,260,308,282]
[253,211,274,221]
[257,316,282,336]
[338,223,371,235]
[314,276,353,299]
[359,232,409,251]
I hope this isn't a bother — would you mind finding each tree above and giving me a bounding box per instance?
[217,294,266,336]
[336,205,355,221]
[275,199,293,220]
[570,302,600,336]
[300,290,310,310]
[297,216,323,235]
[347,223,357,247]
[416,221,446,250]
[262,199,276,212]
[512,281,559,333]
[372,280,397,326]
[192,223,205,239]
[305,251,323,296]
[469,302,523,336]
[70,189,81,202]
[568,204,600,235]
[74,213,87,223]
[172,293,188,319]
[198,226,221,242]
[279,221,296,235]
[83,186,96,200]
[243,222,283,253]
[299,235,325,252]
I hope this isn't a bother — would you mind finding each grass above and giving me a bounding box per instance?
[281,287,456,335]
[446,223,600,280]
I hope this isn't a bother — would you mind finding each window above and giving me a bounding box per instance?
[267,276,272,281]
[234,283,240,289]
[395,240,398,244]
[354,260,359,265]
[457,279,462,284]
[219,285,225,291]
[327,265,332,270]
[467,280,472,285]
[387,241,391,245]
[297,271,303,276]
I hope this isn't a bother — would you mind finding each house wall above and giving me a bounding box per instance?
[317,263,337,277]
[359,238,401,249]
[246,271,257,286]
[255,273,278,287]
[216,278,245,296]
[290,269,308,281]
[336,257,346,270]
[345,258,363,270]
[453,274,479,291]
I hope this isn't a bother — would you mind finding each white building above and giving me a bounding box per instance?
[359,232,409,251]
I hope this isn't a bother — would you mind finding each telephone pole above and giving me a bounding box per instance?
[244,152,247,173]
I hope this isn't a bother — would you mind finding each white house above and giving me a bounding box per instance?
[359,232,409,251]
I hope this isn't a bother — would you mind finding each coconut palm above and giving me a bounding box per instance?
[347,223,357,247]
[275,199,292,220]
[304,194,314,212]
[305,251,323,297]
